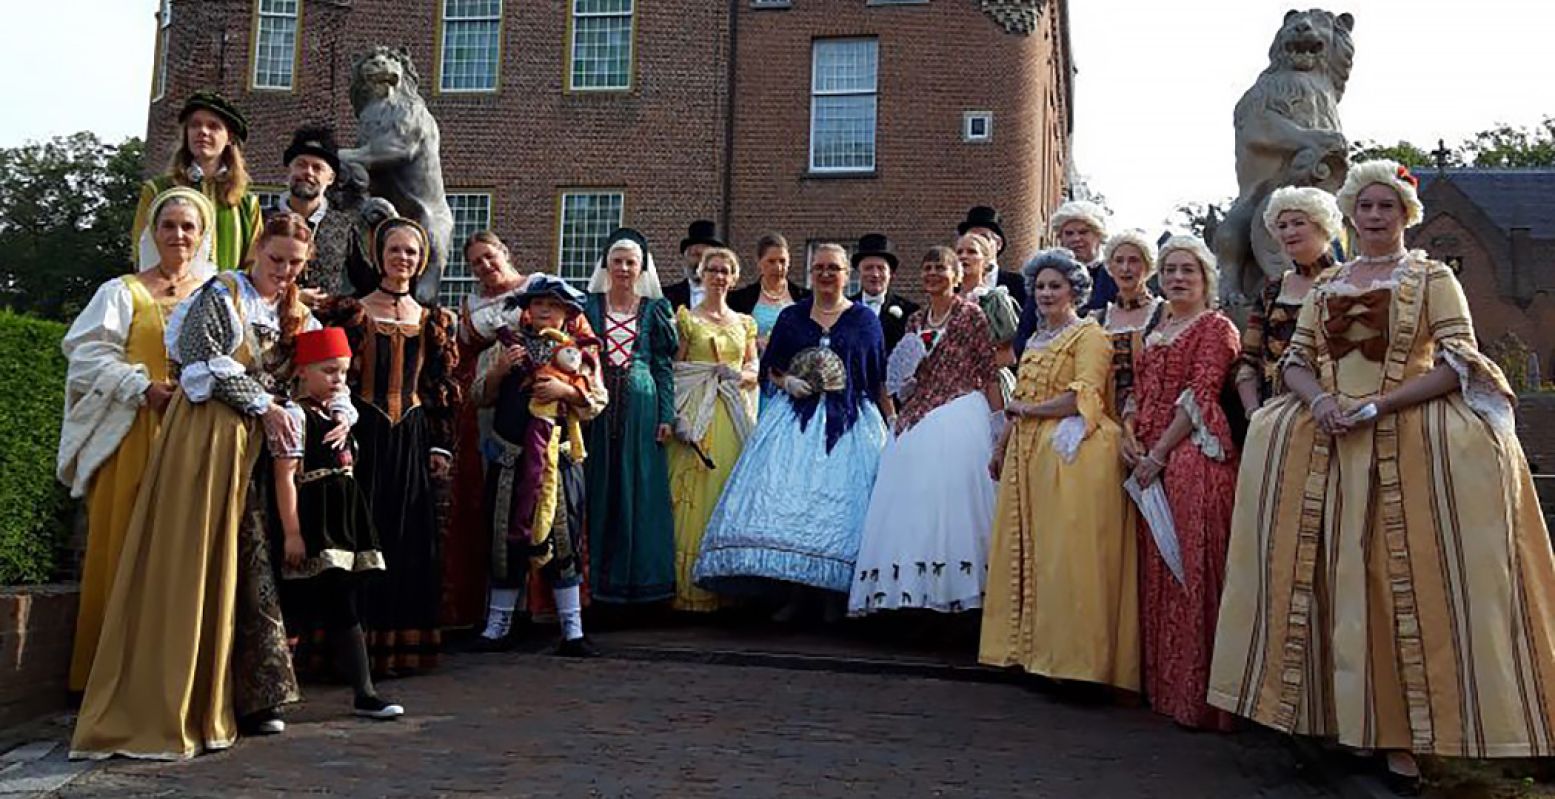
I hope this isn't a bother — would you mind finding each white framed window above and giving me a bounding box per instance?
[441,192,495,306]
[252,0,299,91]
[253,187,287,216]
[151,0,172,102]
[963,111,993,143]
[809,38,878,173]
[556,190,625,284]
[568,0,634,92]
[439,0,502,92]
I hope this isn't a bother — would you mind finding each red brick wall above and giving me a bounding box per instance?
[1411,214,1555,378]
[147,1,1070,296]
[729,2,1070,294]
[0,586,77,728]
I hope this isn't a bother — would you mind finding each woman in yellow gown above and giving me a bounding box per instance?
[57,187,215,691]
[71,213,341,760]
[1209,160,1555,790]
[981,249,1138,692]
[668,248,758,611]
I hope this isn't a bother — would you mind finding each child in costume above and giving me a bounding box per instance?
[477,275,606,655]
[273,327,404,719]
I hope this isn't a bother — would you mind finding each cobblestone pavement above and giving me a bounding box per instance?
[54,646,1340,799]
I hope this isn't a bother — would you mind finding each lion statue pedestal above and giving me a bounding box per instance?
[339,46,455,306]
[1212,9,1355,308]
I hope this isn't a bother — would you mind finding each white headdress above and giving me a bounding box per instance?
[1049,200,1110,238]
[1158,234,1220,305]
[586,232,664,299]
[138,186,218,281]
[1337,159,1425,228]
[1263,185,1344,241]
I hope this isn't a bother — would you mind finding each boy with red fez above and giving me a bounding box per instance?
[475,275,608,656]
[273,327,404,720]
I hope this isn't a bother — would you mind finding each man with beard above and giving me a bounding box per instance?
[280,125,359,306]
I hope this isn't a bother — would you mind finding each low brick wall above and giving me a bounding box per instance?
[1518,393,1555,474]
[0,584,77,729]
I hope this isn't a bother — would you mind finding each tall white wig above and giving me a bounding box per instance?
[1336,159,1425,228]
[1101,229,1159,280]
[1049,200,1109,238]
[587,237,664,299]
[1158,235,1220,306]
[138,186,217,281]
[1262,185,1344,242]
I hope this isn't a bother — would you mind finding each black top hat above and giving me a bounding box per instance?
[602,227,651,260]
[514,274,586,314]
[283,124,341,173]
[679,219,725,253]
[956,206,1006,252]
[850,233,898,270]
[178,90,250,143]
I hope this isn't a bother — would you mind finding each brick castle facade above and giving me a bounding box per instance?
[143,0,1074,301]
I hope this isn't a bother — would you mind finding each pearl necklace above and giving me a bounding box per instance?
[925,300,954,329]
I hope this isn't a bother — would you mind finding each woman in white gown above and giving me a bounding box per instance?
[849,246,1002,615]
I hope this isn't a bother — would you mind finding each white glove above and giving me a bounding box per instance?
[714,364,743,384]
[781,375,814,399]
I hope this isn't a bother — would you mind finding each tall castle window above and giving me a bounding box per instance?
[439,0,503,92]
[251,0,299,91]
[568,0,634,92]
[810,38,878,173]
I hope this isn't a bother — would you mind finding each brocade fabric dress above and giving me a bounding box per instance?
[1210,256,1555,757]
[1132,311,1241,730]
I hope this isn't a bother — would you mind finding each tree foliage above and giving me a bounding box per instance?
[0,133,145,321]
[1463,116,1555,168]
[1168,197,1233,242]
[1348,139,1447,169]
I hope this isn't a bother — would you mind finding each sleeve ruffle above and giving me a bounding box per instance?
[181,356,247,404]
[62,279,150,409]
[1438,344,1517,441]
[1176,388,1229,461]
[418,306,463,452]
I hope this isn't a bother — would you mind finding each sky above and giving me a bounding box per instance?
[3,1,1552,233]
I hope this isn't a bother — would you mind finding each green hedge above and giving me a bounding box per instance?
[0,311,72,584]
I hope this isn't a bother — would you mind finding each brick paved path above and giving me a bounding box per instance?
[57,649,1338,798]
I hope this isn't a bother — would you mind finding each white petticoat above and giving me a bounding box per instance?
[848,391,995,615]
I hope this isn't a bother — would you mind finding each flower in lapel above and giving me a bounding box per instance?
[887,304,903,319]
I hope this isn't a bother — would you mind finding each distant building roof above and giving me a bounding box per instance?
[1416,168,1555,238]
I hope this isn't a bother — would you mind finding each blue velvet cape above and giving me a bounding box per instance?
[759,299,884,452]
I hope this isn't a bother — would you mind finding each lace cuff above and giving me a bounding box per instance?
[180,355,246,403]
[1438,346,1517,441]
[1051,415,1088,464]
[1176,389,1228,461]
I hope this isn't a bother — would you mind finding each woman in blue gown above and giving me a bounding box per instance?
[694,243,888,620]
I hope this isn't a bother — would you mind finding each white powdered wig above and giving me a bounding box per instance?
[1337,158,1425,228]
[1263,185,1345,242]
[1102,229,1159,279]
[1049,200,1109,238]
[1158,235,1220,305]
[587,238,664,299]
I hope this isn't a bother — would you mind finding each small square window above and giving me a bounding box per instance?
[750,0,791,7]
[963,111,993,143]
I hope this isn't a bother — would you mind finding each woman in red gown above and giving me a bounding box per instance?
[1124,235,1240,731]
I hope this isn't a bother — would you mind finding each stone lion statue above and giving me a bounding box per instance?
[1212,9,1355,305]
[339,46,454,305]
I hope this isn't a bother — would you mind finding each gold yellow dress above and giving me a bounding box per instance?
[667,308,757,612]
[65,275,176,691]
[1209,256,1555,757]
[979,319,1140,690]
[72,274,283,760]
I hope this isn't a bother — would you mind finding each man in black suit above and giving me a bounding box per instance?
[956,206,1025,298]
[663,219,723,310]
[849,233,919,357]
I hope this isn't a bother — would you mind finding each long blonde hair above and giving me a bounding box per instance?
[168,127,251,208]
